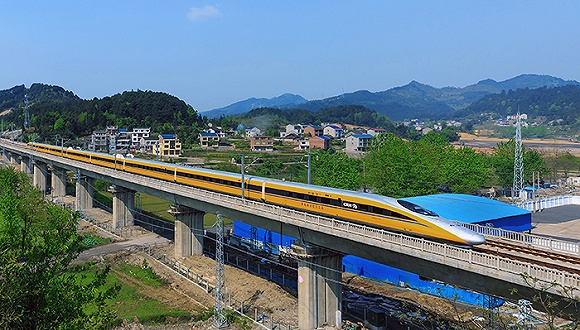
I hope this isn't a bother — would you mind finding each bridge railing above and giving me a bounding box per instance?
[5,141,580,298]
[462,223,580,257]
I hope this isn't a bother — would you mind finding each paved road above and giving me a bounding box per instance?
[531,205,580,241]
[75,232,169,263]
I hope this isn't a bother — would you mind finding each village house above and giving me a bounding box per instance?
[309,136,331,150]
[138,136,158,153]
[199,132,220,147]
[131,127,151,144]
[304,124,323,137]
[90,130,108,152]
[281,124,304,138]
[250,136,274,152]
[153,134,182,157]
[245,126,261,138]
[323,125,343,139]
[345,133,373,152]
[367,127,386,136]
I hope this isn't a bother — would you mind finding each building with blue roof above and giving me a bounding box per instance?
[402,193,532,231]
[199,132,219,147]
[153,133,182,157]
[309,135,331,150]
[323,125,344,138]
[345,133,373,152]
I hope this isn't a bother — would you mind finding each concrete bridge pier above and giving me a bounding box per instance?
[51,166,67,198]
[20,155,32,175]
[291,244,344,330]
[9,152,20,168]
[32,160,49,195]
[75,173,95,211]
[109,185,135,228]
[1,147,7,167]
[169,205,205,258]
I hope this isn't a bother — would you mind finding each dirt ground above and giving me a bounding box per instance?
[455,132,580,156]
[79,216,478,329]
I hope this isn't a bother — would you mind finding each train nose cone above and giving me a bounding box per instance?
[466,232,486,245]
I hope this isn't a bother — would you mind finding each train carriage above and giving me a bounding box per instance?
[27,142,485,245]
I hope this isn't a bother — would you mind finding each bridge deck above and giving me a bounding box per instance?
[3,139,580,302]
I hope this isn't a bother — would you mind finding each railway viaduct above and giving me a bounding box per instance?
[2,139,579,328]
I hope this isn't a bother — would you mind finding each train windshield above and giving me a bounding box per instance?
[397,200,439,217]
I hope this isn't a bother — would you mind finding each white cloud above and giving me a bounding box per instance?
[187,5,221,22]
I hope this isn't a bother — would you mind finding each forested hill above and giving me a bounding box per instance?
[230,105,424,138]
[0,84,204,144]
[0,84,80,111]
[240,105,395,129]
[457,85,580,124]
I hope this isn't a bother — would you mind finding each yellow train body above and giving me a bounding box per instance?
[27,142,484,245]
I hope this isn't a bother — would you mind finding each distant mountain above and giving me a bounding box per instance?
[202,93,307,118]
[296,74,580,121]
[203,74,580,121]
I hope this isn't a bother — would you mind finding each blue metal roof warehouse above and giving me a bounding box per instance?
[402,193,532,232]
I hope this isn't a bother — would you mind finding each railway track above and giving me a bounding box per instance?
[475,239,580,275]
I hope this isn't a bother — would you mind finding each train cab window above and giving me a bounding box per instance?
[397,200,439,217]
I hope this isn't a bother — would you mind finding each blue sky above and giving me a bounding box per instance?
[1,1,579,112]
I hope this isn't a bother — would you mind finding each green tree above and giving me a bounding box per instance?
[440,146,491,194]
[364,132,491,197]
[53,117,66,131]
[311,150,362,191]
[489,140,547,188]
[363,133,420,197]
[0,168,118,329]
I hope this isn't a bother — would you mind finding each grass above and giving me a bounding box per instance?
[94,188,233,227]
[80,232,113,248]
[137,193,174,222]
[82,262,192,325]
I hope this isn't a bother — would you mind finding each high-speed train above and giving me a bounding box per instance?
[28,142,485,246]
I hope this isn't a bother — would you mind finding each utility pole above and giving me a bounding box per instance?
[513,112,524,200]
[241,154,245,199]
[307,152,311,184]
[213,213,228,328]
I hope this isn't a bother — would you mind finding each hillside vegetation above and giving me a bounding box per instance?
[2,74,580,144]
[0,84,204,145]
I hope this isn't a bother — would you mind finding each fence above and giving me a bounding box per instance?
[516,195,580,211]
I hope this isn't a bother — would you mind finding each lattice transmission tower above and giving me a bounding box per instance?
[24,94,31,130]
[213,213,228,328]
[513,112,524,199]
